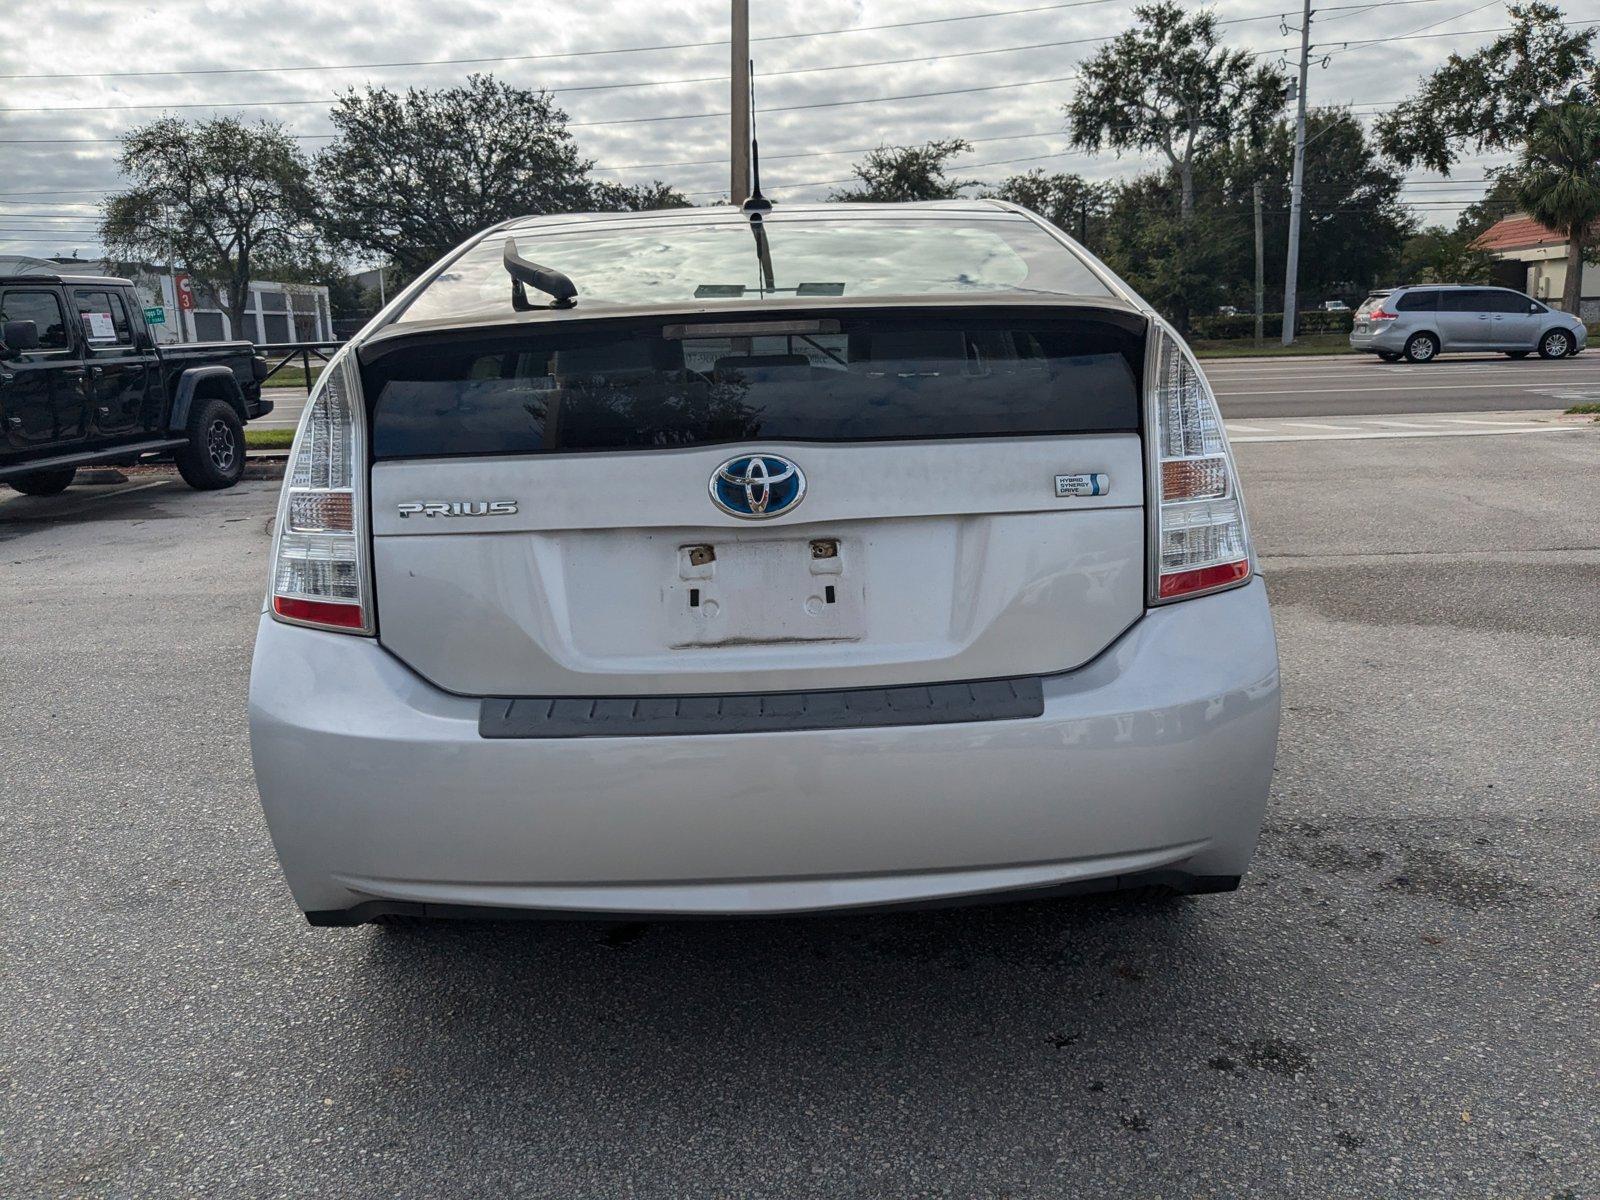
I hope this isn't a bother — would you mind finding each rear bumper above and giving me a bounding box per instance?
[245,393,274,420]
[1349,326,1406,351]
[248,578,1281,920]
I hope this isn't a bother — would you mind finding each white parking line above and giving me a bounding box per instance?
[1214,381,1540,396]
[1279,421,1362,431]
[1437,417,1548,426]
[1230,426,1578,443]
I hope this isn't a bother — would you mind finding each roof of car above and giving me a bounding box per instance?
[0,271,132,287]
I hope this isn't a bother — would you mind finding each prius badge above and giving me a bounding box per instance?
[397,499,518,518]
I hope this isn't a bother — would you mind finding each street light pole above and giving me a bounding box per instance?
[1281,0,1312,347]
[730,0,750,206]
[1254,181,1265,345]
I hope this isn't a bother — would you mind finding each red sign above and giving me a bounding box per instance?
[174,274,196,312]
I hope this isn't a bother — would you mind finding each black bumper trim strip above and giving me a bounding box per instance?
[478,675,1045,739]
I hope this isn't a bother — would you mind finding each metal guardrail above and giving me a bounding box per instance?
[254,340,346,395]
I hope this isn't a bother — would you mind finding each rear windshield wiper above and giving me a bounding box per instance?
[504,237,577,311]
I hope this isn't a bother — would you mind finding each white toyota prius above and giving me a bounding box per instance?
[248,200,1280,926]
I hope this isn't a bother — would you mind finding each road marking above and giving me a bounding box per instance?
[1437,417,1549,426]
[1215,381,1547,396]
[1224,422,1271,433]
[1280,421,1362,431]
[1230,425,1580,443]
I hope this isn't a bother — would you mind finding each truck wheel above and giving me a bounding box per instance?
[6,467,77,496]
[175,398,246,490]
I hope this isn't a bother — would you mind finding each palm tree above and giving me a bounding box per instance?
[1513,102,1600,315]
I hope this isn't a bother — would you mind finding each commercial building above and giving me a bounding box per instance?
[3,255,333,345]
[1472,215,1600,320]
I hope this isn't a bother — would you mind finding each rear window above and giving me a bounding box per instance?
[393,216,1112,325]
[365,310,1142,460]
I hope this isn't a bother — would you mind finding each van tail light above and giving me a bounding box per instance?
[1145,323,1254,604]
[267,356,373,634]
[1368,307,1397,320]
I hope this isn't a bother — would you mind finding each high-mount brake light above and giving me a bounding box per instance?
[267,356,373,634]
[1145,324,1254,604]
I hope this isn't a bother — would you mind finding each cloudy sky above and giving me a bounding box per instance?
[0,0,1578,260]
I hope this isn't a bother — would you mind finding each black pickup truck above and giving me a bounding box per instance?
[0,271,274,495]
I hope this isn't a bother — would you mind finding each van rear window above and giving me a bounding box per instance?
[363,310,1143,459]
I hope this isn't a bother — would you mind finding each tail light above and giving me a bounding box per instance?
[1145,323,1254,603]
[267,355,373,633]
[1367,307,1397,321]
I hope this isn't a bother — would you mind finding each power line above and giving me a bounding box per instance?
[0,0,1124,82]
[8,12,1551,145]
[0,73,1091,141]
[0,28,1159,116]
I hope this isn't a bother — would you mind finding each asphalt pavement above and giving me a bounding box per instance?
[1206,351,1600,419]
[2,418,1597,1197]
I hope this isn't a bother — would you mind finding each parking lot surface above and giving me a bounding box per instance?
[2,423,1596,1198]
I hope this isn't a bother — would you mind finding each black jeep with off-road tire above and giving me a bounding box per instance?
[1,271,274,496]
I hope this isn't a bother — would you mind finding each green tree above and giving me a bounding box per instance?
[1376,3,1597,172]
[591,180,694,213]
[1397,226,1496,285]
[314,74,686,276]
[1511,101,1600,312]
[100,117,316,339]
[1066,1,1284,222]
[830,140,976,202]
[985,170,1111,248]
[1100,173,1240,329]
[1209,109,1412,304]
[1457,173,1527,238]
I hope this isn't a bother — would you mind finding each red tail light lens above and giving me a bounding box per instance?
[267,357,374,634]
[1145,325,1254,603]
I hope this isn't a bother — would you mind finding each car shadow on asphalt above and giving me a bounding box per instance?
[347,893,1255,1088]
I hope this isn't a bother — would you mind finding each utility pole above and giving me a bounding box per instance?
[1253,181,1265,345]
[730,0,750,206]
[1280,0,1312,347]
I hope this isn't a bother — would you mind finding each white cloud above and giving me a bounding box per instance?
[0,0,1527,256]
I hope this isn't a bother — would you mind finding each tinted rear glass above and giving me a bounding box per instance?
[365,310,1142,459]
[1396,290,1438,312]
[393,217,1112,325]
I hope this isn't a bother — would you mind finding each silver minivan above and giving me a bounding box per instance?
[1351,284,1586,362]
[247,200,1280,926]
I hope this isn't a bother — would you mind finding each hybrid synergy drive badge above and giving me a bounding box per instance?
[1055,473,1110,498]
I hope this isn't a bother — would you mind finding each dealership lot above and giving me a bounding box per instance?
[2,420,1596,1197]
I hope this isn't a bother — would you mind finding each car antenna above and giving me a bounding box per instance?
[742,59,772,216]
[503,236,577,311]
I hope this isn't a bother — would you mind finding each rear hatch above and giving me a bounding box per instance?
[1352,291,1391,333]
[361,304,1148,697]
